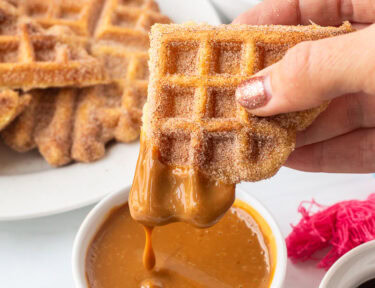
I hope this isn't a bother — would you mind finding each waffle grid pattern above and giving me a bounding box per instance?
[147,24,353,183]
[1,0,170,166]
[94,0,167,43]
[0,0,108,90]
[13,0,102,36]
[90,0,170,142]
[152,31,294,183]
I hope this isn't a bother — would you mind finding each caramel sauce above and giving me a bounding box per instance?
[130,135,236,271]
[129,136,236,228]
[143,226,155,271]
[86,202,275,288]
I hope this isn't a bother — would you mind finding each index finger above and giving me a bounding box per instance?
[233,0,375,26]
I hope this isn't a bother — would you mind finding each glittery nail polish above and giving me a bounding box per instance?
[235,76,270,110]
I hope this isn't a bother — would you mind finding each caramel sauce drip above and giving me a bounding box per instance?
[129,135,236,270]
[129,136,236,228]
[143,226,155,271]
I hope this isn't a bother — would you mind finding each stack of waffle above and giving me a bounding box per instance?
[0,0,170,166]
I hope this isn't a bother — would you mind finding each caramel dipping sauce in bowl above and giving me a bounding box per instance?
[72,187,286,288]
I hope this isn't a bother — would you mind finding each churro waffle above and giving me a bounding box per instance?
[2,85,147,166]
[23,0,169,139]
[0,0,108,90]
[0,89,30,131]
[146,23,353,183]
[7,0,104,36]
[86,0,170,140]
[1,0,170,166]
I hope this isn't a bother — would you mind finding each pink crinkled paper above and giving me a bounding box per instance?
[286,193,375,269]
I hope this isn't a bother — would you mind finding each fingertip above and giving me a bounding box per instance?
[235,76,270,110]
[232,12,253,25]
[235,74,281,117]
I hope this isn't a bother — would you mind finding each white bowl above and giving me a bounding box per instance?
[72,187,287,288]
[319,240,375,288]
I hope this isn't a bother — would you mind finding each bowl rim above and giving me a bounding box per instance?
[72,186,287,288]
[319,239,375,288]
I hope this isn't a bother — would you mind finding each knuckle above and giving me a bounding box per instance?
[343,94,364,129]
[359,130,375,171]
[315,141,326,172]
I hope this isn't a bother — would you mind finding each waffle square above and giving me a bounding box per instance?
[1,0,171,166]
[0,0,108,90]
[90,0,170,141]
[146,23,353,183]
[12,0,104,36]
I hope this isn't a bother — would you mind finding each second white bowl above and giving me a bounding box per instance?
[320,240,375,288]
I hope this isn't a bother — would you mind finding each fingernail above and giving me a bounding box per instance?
[235,76,271,110]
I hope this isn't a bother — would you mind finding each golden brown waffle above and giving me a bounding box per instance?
[8,0,104,36]
[90,0,170,140]
[18,0,169,139]
[2,87,132,166]
[9,0,166,37]
[1,0,170,166]
[0,89,30,131]
[146,23,353,183]
[0,0,108,90]
[2,89,79,166]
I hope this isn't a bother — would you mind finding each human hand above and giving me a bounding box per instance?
[234,0,375,173]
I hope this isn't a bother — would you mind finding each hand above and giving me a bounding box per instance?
[234,0,375,173]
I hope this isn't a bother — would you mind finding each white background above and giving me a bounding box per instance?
[1,1,374,287]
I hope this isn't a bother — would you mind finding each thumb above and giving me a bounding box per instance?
[236,24,375,116]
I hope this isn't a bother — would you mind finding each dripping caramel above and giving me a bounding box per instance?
[129,135,235,228]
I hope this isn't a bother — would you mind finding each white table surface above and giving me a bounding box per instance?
[1,2,374,288]
[1,167,374,288]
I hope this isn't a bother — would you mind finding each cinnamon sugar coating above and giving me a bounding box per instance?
[2,85,147,166]
[0,89,30,131]
[1,0,170,166]
[0,0,108,90]
[146,22,353,183]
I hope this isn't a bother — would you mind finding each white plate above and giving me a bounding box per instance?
[0,0,221,221]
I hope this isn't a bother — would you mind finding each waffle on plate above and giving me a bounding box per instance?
[0,0,109,90]
[1,0,170,166]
